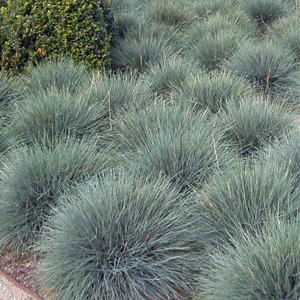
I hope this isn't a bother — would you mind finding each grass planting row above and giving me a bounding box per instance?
[1,0,300,299]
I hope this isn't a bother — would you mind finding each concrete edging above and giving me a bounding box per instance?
[0,269,42,300]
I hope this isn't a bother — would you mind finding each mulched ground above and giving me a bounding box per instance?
[0,252,44,299]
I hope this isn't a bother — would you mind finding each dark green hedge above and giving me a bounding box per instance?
[0,0,115,74]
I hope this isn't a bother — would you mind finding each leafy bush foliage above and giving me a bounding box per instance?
[0,0,115,74]
[196,160,300,244]
[198,217,300,299]
[38,173,207,300]
[218,96,294,156]
[225,41,300,102]
[0,138,110,256]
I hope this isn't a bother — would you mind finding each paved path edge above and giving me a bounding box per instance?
[0,269,42,300]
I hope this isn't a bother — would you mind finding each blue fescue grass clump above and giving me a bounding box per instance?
[0,70,19,110]
[198,217,300,299]
[110,25,178,72]
[114,102,233,190]
[18,56,89,96]
[38,172,209,300]
[268,13,300,60]
[172,70,253,113]
[225,40,300,102]
[188,28,242,71]
[145,57,199,97]
[195,159,300,244]
[146,0,194,31]
[218,96,294,156]
[86,71,152,118]
[241,0,291,29]
[0,138,112,257]
[8,88,107,145]
[260,129,300,190]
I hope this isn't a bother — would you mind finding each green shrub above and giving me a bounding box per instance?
[116,102,232,190]
[242,0,291,29]
[225,40,300,102]
[218,96,294,156]
[198,217,300,299]
[196,159,300,244]
[0,0,115,74]
[8,88,107,146]
[172,70,253,113]
[38,173,207,300]
[18,57,89,96]
[0,138,111,257]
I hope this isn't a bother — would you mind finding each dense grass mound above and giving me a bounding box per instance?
[198,217,300,299]
[115,102,232,190]
[38,173,207,300]
[242,0,291,29]
[172,70,252,113]
[86,71,152,118]
[261,129,300,189]
[225,40,300,102]
[196,159,300,243]
[110,26,177,72]
[18,57,89,96]
[218,96,294,156]
[0,138,110,256]
[8,88,107,145]
[145,57,198,97]
[269,13,300,60]
[146,0,194,30]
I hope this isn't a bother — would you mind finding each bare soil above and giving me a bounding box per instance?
[0,252,44,299]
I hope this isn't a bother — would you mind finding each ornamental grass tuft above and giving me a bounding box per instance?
[0,138,111,257]
[114,102,232,190]
[198,217,300,299]
[189,28,242,71]
[261,129,300,190]
[18,56,89,96]
[218,96,294,156]
[8,88,107,145]
[38,173,208,300]
[242,0,291,29]
[110,27,176,72]
[195,159,300,244]
[172,70,252,113]
[225,40,300,102]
